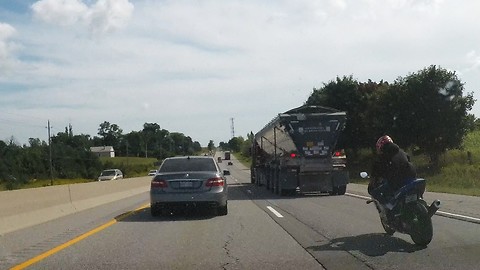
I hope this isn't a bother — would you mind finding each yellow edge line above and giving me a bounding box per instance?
[10,203,150,270]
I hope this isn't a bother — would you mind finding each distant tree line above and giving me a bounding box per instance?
[96,122,202,158]
[0,122,203,189]
[229,65,476,167]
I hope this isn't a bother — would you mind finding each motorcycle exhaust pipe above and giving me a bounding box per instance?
[428,199,441,217]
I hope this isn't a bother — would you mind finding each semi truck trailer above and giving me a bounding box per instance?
[251,105,348,196]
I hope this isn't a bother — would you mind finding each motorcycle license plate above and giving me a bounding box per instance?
[405,194,417,203]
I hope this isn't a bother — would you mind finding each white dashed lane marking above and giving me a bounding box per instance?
[267,206,284,218]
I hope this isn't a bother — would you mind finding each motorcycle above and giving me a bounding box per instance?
[360,172,441,246]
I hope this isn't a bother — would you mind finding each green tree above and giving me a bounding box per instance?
[391,65,475,166]
[142,123,161,158]
[207,140,215,152]
[306,75,371,150]
[52,129,102,179]
[228,136,244,153]
[241,133,254,158]
[122,131,143,157]
[97,121,123,151]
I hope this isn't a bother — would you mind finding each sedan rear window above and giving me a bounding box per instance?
[101,170,116,176]
[159,158,217,172]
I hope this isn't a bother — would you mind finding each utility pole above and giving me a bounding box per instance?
[126,141,129,166]
[47,120,53,186]
[230,117,235,139]
[145,142,148,158]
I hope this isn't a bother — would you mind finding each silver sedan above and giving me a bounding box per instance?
[150,156,229,216]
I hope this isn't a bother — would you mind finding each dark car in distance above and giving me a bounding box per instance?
[150,156,229,216]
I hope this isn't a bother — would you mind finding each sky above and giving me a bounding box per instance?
[1,0,480,147]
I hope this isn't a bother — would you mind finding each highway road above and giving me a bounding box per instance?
[1,155,479,270]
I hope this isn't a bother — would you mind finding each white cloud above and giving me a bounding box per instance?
[329,0,347,10]
[465,50,480,71]
[85,0,134,35]
[0,22,16,56]
[31,0,133,35]
[0,22,17,70]
[31,0,88,26]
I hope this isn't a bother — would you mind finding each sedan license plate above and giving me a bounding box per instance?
[179,181,193,188]
[405,193,417,203]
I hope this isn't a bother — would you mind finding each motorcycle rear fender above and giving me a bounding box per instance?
[393,179,426,201]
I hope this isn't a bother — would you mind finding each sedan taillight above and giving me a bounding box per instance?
[206,177,224,187]
[151,179,168,188]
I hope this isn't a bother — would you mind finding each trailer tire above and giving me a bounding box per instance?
[336,185,347,195]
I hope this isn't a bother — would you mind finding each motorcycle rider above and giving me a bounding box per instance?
[368,135,417,207]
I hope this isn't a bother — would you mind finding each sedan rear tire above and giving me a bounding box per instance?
[151,205,160,217]
[217,203,228,216]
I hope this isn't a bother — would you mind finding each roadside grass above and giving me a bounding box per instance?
[0,178,90,191]
[233,153,251,168]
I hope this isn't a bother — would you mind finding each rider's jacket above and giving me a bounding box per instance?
[370,142,417,192]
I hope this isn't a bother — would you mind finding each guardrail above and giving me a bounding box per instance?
[0,177,152,235]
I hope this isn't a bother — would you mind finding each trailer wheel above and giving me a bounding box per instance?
[336,185,347,195]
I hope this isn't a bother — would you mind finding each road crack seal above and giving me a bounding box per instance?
[221,234,240,270]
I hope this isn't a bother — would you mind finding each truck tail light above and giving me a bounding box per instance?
[151,179,168,188]
[206,177,224,187]
[333,149,346,158]
[290,153,297,158]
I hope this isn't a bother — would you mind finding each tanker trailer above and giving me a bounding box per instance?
[251,105,348,196]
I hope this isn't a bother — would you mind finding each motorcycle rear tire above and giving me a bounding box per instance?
[408,201,433,246]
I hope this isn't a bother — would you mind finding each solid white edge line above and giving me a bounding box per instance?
[267,206,284,218]
[436,211,480,223]
[345,192,480,224]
